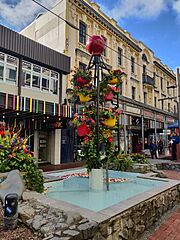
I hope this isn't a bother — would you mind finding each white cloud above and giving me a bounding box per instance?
[104,0,169,20]
[0,0,58,30]
[172,0,180,15]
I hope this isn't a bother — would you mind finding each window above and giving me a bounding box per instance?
[131,57,135,73]
[168,103,170,112]
[42,77,49,90]
[6,66,17,83]
[102,37,107,57]
[162,101,164,110]
[32,74,40,88]
[0,52,18,84]
[79,22,86,45]
[0,65,4,81]
[22,61,31,86]
[42,68,50,91]
[132,86,136,100]
[154,97,157,108]
[50,71,58,94]
[119,82,123,95]
[167,82,169,95]
[51,79,58,94]
[161,77,163,90]
[118,47,122,66]
[24,72,31,86]
[22,60,59,94]
[144,92,147,104]
[79,62,87,70]
[0,52,5,61]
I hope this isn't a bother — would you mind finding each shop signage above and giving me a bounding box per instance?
[143,110,154,119]
[156,114,164,122]
[126,106,140,115]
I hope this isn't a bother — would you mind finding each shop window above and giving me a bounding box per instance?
[118,47,122,66]
[0,65,4,81]
[6,66,17,83]
[79,22,86,45]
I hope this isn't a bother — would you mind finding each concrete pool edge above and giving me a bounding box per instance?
[20,177,180,240]
[36,177,180,223]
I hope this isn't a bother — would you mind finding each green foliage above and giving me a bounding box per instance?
[128,153,149,164]
[113,153,148,171]
[81,139,102,172]
[0,129,44,193]
[114,155,134,171]
[71,68,92,82]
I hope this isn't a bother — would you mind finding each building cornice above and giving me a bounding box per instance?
[119,95,177,119]
[154,61,176,80]
[75,0,142,53]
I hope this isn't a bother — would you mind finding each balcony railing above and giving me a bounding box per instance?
[142,74,155,86]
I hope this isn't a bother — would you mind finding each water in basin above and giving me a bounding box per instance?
[44,169,165,212]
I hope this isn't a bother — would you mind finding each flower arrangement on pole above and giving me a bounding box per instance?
[103,69,124,85]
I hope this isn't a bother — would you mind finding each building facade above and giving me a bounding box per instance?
[0,24,73,165]
[21,0,177,155]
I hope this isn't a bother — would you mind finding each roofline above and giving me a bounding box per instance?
[0,24,70,74]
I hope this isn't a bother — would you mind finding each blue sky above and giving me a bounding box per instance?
[1,0,180,72]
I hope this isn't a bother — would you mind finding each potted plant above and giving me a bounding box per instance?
[103,84,121,101]
[0,129,44,193]
[103,69,124,85]
[71,68,92,86]
[100,108,123,128]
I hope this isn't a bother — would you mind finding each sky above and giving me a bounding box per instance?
[0,0,180,72]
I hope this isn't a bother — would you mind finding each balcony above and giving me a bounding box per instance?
[142,74,155,87]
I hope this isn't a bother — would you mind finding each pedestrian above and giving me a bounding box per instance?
[158,139,163,155]
[171,139,177,160]
[149,139,158,159]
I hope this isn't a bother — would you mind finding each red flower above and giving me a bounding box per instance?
[107,137,113,142]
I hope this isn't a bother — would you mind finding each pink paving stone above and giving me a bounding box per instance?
[162,170,180,180]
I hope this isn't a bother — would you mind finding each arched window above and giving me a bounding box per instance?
[142,54,148,63]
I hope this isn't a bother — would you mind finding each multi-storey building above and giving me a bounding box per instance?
[21,0,177,155]
[0,24,73,165]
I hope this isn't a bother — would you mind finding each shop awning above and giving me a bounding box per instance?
[168,121,178,128]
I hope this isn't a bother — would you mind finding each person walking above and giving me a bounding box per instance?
[158,139,163,155]
[149,139,158,159]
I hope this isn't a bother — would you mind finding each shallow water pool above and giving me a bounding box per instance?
[44,169,165,212]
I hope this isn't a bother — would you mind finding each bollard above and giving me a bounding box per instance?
[3,193,19,230]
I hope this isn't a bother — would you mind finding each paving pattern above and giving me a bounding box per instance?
[148,169,180,240]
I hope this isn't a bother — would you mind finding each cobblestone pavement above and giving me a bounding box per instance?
[147,170,180,240]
